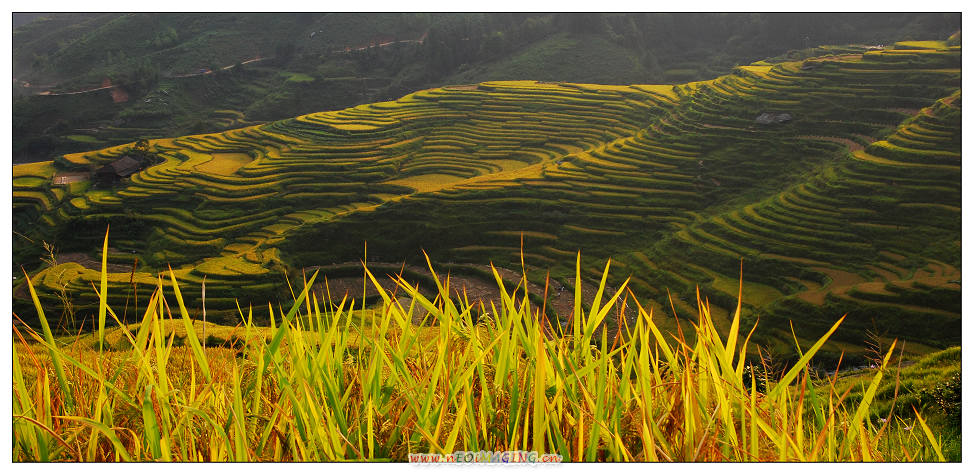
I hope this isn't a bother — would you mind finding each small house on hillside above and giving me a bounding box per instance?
[95,156,143,186]
[755,112,793,125]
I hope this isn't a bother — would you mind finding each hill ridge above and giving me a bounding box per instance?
[13,41,960,357]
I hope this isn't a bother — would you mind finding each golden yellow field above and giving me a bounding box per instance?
[194,153,254,175]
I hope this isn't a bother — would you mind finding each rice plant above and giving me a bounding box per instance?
[11,232,948,461]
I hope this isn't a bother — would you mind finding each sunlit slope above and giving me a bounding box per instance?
[14,80,678,311]
[660,90,960,351]
[13,42,960,354]
[278,44,960,352]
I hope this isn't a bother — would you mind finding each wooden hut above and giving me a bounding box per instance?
[95,156,143,186]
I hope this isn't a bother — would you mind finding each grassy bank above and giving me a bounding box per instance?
[11,235,953,461]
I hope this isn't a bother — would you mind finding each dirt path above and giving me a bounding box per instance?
[57,250,137,274]
[821,54,864,61]
[700,123,746,131]
[333,31,428,54]
[940,94,959,107]
[852,133,877,144]
[32,56,272,105]
[37,85,115,96]
[170,56,271,78]
[31,58,275,97]
[798,135,866,152]
[886,107,921,115]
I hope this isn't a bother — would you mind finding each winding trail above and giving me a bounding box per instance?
[33,57,273,96]
[332,31,428,54]
[169,56,271,78]
[798,135,867,152]
[36,84,116,96]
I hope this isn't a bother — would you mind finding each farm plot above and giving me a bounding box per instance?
[194,153,254,175]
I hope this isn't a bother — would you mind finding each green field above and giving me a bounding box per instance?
[13,44,960,364]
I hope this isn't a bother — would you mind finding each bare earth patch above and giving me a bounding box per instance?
[443,84,479,91]
[52,172,90,185]
[301,261,607,329]
[799,135,865,152]
[57,250,136,274]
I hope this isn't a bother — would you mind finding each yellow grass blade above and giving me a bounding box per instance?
[98,226,109,352]
[724,260,744,362]
[768,316,846,401]
[843,341,896,454]
[912,408,945,462]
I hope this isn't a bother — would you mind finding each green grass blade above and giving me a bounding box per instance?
[260,270,319,371]
[230,363,249,461]
[167,268,212,382]
[141,386,163,460]
[22,271,74,410]
[532,329,548,452]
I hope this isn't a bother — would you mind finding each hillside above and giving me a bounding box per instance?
[13,13,959,163]
[12,40,960,361]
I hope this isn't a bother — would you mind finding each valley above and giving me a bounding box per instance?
[12,40,961,362]
[9,13,965,462]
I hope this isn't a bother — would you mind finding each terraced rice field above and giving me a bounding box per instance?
[13,41,960,358]
[194,152,255,175]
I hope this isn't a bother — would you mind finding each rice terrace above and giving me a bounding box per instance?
[9,13,963,462]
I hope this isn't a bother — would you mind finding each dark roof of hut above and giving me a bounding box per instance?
[97,156,142,177]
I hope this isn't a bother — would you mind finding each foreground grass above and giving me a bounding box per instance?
[12,235,951,461]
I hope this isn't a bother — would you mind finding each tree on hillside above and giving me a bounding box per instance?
[132,138,156,163]
[555,13,609,36]
[134,138,149,154]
